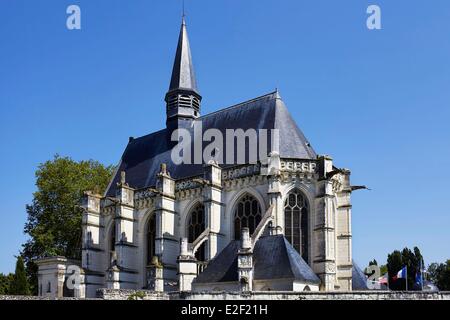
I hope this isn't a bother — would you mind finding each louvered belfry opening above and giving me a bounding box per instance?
[166,94,200,115]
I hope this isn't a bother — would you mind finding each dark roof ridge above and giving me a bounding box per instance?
[130,91,280,142]
[128,127,167,143]
[197,90,279,120]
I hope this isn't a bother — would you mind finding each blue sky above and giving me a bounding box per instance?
[1,0,449,273]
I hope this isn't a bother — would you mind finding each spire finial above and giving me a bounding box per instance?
[182,0,186,20]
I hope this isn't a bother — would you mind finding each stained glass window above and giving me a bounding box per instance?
[188,204,206,261]
[234,194,262,240]
[146,214,156,265]
[284,190,309,262]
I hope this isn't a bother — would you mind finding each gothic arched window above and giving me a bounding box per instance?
[187,204,206,261]
[284,190,309,262]
[234,194,262,240]
[109,222,116,265]
[110,223,116,251]
[146,214,156,265]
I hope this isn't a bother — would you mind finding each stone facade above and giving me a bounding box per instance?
[70,155,353,298]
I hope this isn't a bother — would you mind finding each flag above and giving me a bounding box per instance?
[378,273,388,285]
[393,266,407,280]
[415,272,423,287]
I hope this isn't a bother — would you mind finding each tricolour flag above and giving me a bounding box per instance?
[393,266,407,280]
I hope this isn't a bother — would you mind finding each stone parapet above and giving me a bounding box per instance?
[96,289,450,300]
[3,290,449,300]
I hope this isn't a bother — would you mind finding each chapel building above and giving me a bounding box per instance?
[36,17,367,298]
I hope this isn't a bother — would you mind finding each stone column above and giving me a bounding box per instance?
[81,192,103,294]
[177,238,197,292]
[154,164,177,289]
[336,170,353,290]
[266,152,282,235]
[203,161,223,260]
[238,228,253,292]
[147,256,164,292]
[81,192,101,265]
[113,171,137,288]
[106,265,120,290]
[314,155,337,291]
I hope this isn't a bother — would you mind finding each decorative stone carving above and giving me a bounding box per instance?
[325,263,336,274]
[176,178,202,191]
[222,164,260,181]
[280,160,318,173]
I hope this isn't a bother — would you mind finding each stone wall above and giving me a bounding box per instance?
[4,290,450,300]
[97,289,450,300]
[98,289,170,300]
[0,295,99,300]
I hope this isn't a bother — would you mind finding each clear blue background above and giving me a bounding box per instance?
[1,0,449,273]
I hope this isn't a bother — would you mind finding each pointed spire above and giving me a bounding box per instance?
[168,17,199,94]
[165,16,202,130]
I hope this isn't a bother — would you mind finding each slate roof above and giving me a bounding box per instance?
[352,260,369,290]
[105,92,317,196]
[168,17,199,94]
[194,235,320,285]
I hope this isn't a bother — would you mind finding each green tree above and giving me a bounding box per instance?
[0,273,14,295]
[10,256,29,295]
[379,264,388,275]
[387,247,424,290]
[428,260,450,290]
[387,250,403,290]
[369,259,378,266]
[22,155,114,294]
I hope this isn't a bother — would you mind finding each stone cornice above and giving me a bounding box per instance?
[82,246,104,252]
[313,225,335,232]
[81,222,104,229]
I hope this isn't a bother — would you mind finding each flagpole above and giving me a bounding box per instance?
[405,265,408,291]
[387,271,389,291]
[420,257,425,291]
